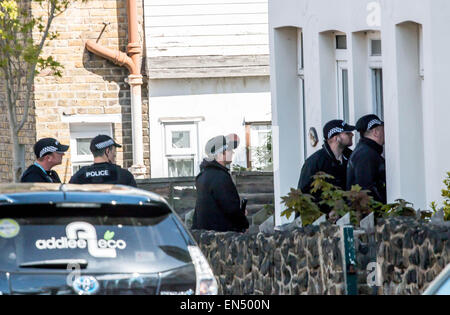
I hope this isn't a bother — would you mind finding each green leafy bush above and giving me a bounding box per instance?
[430,172,450,221]
[280,172,419,227]
[262,203,274,217]
[379,199,417,218]
[280,188,321,226]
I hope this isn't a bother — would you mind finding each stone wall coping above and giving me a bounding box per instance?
[136,176,195,184]
[136,171,273,184]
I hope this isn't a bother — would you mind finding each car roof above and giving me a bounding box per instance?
[0,183,169,207]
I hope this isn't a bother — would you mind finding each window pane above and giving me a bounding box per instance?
[168,159,194,177]
[76,138,92,156]
[72,163,91,175]
[336,35,347,49]
[171,131,190,149]
[342,69,350,122]
[372,69,384,120]
[371,40,382,56]
[258,131,269,146]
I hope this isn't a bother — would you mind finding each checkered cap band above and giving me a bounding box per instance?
[95,139,115,150]
[39,146,58,158]
[210,144,228,156]
[328,127,344,139]
[367,119,383,130]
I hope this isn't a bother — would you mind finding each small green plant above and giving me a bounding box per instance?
[280,171,419,227]
[380,199,416,218]
[262,203,274,217]
[430,172,450,221]
[309,173,354,223]
[310,173,380,225]
[280,188,322,226]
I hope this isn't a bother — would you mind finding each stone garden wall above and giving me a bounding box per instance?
[375,218,450,295]
[191,217,450,295]
[191,224,345,295]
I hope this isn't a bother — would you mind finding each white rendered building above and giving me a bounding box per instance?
[144,0,272,178]
[269,0,450,225]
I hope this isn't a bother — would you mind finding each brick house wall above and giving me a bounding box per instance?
[0,0,150,182]
[0,84,37,182]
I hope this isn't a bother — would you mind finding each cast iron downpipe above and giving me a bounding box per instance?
[85,0,146,178]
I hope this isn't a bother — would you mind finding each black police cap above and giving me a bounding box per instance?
[34,138,69,159]
[323,120,356,140]
[90,135,122,153]
[355,114,384,133]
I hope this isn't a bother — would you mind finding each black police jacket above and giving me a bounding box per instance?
[69,162,137,187]
[192,159,249,232]
[346,137,386,204]
[297,143,353,194]
[21,164,62,183]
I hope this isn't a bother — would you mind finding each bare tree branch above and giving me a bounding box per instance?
[5,59,18,128]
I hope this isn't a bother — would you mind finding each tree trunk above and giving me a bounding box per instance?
[8,117,23,183]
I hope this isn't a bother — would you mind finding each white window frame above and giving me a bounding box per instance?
[334,32,349,122]
[336,61,350,122]
[335,32,348,61]
[166,156,196,178]
[367,31,384,119]
[162,121,200,177]
[249,124,271,170]
[297,28,307,159]
[297,29,304,78]
[368,31,382,67]
[371,68,384,120]
[164,123,197,156]
[70,123,113,173]
[418,24,424,79]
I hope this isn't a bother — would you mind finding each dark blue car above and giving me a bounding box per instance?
[0,183,217,295]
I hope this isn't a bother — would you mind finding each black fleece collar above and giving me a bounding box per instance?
[198,159,230,175]
[323,142,352,164]
[360,137,384,155]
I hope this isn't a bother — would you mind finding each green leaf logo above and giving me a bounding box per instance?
[104,230,115,241]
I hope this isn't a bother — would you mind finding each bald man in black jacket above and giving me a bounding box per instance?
[347,115,386,204]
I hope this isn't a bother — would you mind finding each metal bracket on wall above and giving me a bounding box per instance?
[341,225,358,295]
[96,22,111,43]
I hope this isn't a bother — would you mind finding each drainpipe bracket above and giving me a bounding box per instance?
[127,74,143,85]
[127,43,141,55]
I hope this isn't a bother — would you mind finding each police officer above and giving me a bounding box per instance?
[298,120,356,196]
[21,138,69,183]
[192,134,249,232]
[69,135,137,187]
[346,114,386,204]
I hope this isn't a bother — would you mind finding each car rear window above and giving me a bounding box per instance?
[0,204,192,274]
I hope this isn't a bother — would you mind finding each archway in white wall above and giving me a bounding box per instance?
[393,21,426,209]
[271,26,305,226]
[318,30,350,124]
